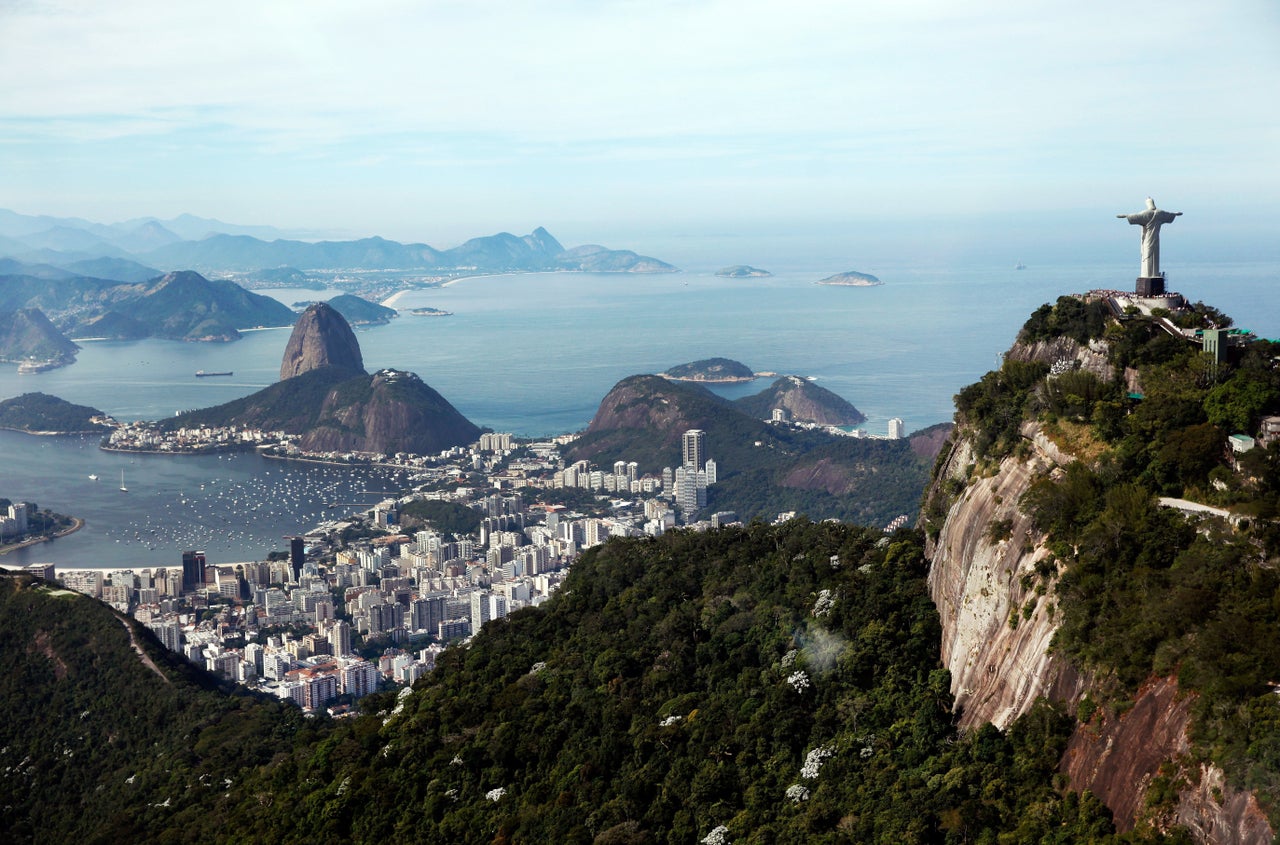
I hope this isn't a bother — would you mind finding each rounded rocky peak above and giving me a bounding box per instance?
[279,302,365,381]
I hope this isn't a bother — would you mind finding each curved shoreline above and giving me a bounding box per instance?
[0,516,84,557]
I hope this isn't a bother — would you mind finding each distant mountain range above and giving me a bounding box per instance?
[0,270,296,343]
[0,209,678,275]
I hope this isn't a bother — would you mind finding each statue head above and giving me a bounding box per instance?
[1145,197,1156,210]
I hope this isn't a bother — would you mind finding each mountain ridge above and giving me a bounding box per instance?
[0,209,677,275]
[922,293,1280,841]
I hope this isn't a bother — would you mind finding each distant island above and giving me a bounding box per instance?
[715,265,772,278]
[660,358,757,383]
[409,307,452,317]
[817,270,882,287]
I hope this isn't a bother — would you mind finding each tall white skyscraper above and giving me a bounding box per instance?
[682,429,706,470]
[888,418,905,440]
[328,620,353,657]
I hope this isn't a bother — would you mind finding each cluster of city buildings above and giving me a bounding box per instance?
[768,408,906,440]
[0,502,30,539]
[21,427,747,715]
[105,421,294,453]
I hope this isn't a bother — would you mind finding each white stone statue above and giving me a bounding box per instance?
[1117,197,1181,278]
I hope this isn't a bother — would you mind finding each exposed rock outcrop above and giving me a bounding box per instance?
[298,369,480,456]
[279,302,365,380]
[1061,677,1272,841]
[925,422,1086,730]
[927,328,1276,844]
[1004,335,1114,381]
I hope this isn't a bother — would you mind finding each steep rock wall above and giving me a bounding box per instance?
[928,331,1275,843]
[926,422,1083,730]
[1062,677,1273,842]
[1005,335,1113,381]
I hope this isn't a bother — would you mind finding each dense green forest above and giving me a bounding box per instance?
[0,391,106,432]
[398,498,484,535]
[0,575,312,844]
[0,521,1188,843]
[945,296,1280,827]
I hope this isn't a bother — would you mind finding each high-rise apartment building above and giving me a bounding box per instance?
[181,550,206,595]
[682,429,706,470]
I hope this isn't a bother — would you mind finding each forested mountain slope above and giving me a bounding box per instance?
[3,520,1181,844]
[923,295,1280,842]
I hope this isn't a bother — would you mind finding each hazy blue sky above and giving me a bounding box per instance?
[3,0,1277,263]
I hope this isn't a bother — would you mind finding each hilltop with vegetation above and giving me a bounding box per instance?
[661,357,757,383]
[0,307,79,366]
[923,293,1280,839]
[736,375,867,426]
[715,265,772,278]
[297,294,398,326]
[0,392,109,433]
[567,374,933,526]
[0,267,295,342]
[816,270,882,286]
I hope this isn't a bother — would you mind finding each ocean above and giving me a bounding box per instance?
[2,258,1277,569]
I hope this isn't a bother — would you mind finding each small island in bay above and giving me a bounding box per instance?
[660,357,758,383]
[816,270,883,287]
[715,265,773,278]
[0,392,114,434]
[409,307,453,317]
[292,294,398,326]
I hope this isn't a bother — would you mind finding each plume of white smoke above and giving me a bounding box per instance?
[796,622,846,676]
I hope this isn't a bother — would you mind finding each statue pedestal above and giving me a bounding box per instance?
[1136,276,1165,296]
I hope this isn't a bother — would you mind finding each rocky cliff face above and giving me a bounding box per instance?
[926,422,1086,731]
[1060,677,1273,840]
[279,302,365,380]
[926,333,1275,844]
[299,369,480,456]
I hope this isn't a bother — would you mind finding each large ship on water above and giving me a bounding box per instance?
[195,370,233,377]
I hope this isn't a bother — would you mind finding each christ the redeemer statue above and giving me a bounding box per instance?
[1117,197,1181,279]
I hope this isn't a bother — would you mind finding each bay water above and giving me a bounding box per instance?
[2,259,1276,569]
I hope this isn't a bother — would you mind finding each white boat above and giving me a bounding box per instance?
[88,474,99,481]
[119,469,128,492]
